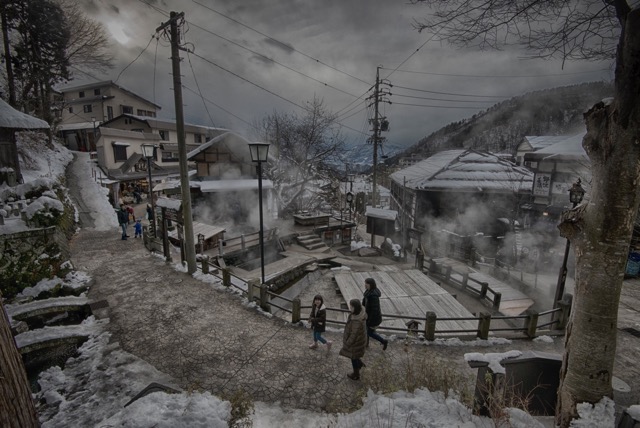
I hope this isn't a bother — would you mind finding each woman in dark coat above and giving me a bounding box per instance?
[362,277,389,350]
[339,299,368,380]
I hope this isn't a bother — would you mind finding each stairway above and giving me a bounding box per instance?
[296,233,329,251]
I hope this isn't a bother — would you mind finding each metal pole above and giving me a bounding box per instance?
[552,199,578,326]
[257,161,266,284]
[147,157,155,237]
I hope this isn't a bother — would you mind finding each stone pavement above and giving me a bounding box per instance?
[71,227,640,413]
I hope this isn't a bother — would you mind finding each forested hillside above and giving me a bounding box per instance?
[388,81,613,164]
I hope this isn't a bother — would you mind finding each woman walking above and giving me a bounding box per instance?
[308,294,332,351]
[362,277,389,350]
[339,299,368,380]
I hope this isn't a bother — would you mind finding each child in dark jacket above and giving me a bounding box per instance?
[308,294,332,351]
[134,219,143,238]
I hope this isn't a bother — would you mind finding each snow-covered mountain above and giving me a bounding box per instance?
[387,81,613,165]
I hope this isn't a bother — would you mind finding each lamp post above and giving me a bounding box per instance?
[141,144,157,238]
[552,178,585,316]
[91,117,96,151]
[249,142,270,285]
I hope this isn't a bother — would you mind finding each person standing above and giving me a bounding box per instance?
[308,294,332,351]
[117,204,129,240]
[339,299,368,380]
[362,277,389,350]
[134,219,143,238]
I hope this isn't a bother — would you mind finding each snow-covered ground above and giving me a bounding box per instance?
[3,138,619,427]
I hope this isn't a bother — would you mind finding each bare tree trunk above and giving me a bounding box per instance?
[1,5,16,107]
[0,301,39,427]
[557,8,640,427]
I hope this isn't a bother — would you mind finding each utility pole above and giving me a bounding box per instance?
[157,11,197,274]
[367,66,391,247]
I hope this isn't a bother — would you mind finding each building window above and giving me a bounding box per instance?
[94,88,101,95]
[113,145,127,162]
[161,151,179,162]
[68,107,73,113]
[107,106,113,120]
[159,130,169,140]
[79,91,85,98]
[194,134,202,144]
[124,118,132,124]
[147,111,156,118]
[122,105,133,114]
[83,105,92,113]
[137,109,145,116]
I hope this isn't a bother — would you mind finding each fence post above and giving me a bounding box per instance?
[477,312,491,340]
[461,273,469,289]
[292,298,301,324]
[247,279,257,302]
[444,265,452,282]
[201,255,209,274]
[524,310,539,338]
[479,282,488,299]
[241,234,246,250]
[425,311,437,341]
[218,239,224,257]
[556,294,573,330]
[222,268,231,287]
[429,259,437,274]
[417,252,425,271]
[492,292,502,310]
[260,283,270,313]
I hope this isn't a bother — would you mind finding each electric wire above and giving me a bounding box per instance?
[392,93,501,103]
[191,0,371,86]
[182,84,252,128]
[392,84,508,98]
[114,34,157,84]
[380,66,610,78]
[393,102,491,109]
[186,51,217,128]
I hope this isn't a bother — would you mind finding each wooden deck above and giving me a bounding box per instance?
[334,268,478,335]
[431,257,535,316]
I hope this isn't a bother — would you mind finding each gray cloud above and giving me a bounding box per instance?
[76,0,613,148]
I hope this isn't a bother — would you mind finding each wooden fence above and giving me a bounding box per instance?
[196,255,571,341]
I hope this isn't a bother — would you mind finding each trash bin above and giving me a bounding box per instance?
[625,252,640,277]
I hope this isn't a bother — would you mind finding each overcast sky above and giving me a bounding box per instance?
[76,0,613,153]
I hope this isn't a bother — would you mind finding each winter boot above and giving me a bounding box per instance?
[347,367,360,381]
[309,342,318,349]
[326,341,332,352]
[382,339,388,351]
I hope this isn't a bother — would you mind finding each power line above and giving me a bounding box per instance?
[186,51,217,128]
[182,84,252,127]
[191,0,371,86]
[114,34,157,84]
[392,93,500,103]
[393,102,490,109]
[380,66,610,78]
[392,84,508,98]
[187,50,308,111]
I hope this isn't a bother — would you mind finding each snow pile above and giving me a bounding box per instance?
[351,240,369,251]
[569,397,616,427]
[422,337,512,347]
[16,270,91,299]
[24,194,64,219]
[533,335,555,343]
[385,237,402,257]
[17,132,72,183]
[464,350,522,374]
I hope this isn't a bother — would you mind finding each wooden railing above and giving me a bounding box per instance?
[196,254,571,341]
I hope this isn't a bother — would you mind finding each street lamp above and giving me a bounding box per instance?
[91,117,96,151]
[553,178,585,317]
[141,144,157,238]
[249,142,270,285]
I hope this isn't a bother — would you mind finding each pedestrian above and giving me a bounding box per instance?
[308,294,332,351]
[339,299,368,380]
[116,204,129,240]
[147,204,153,222]
[127,205,135,223]
[134,219,143,238]
[362,277,389,350]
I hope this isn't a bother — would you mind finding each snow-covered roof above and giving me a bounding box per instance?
[99,127,162,141]
[524,132,588,162]
[365,206,397,221]
[57,121,95,131]
[390,149,533,193]
[519,136,570,152]
[187,131,255,161]
[155,179,274,193]
[0,98,49,129]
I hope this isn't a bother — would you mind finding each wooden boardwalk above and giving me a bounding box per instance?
[431,257,535,316]
[334,268,477,335]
